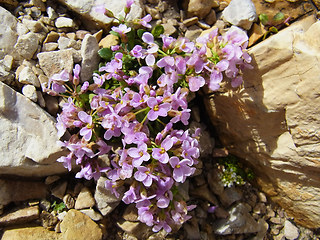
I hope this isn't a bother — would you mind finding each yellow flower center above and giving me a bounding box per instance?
[139,151,144,157]
[176,164,181,169]
[153,105,159,111]
[160,147,165,154]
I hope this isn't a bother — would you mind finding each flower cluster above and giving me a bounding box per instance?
[42,0,251,233]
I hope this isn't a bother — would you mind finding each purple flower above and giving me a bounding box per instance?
[123,185,138,204]
[134,166,156,187]
[147,97,171,121]
[170,109,191,125]
[75,111,93,141]
[127,143,150,167]
[139,14,152,28]
[112,24,131,37]
[162,35,175,51]
[208,60,229,91]
[130,45,143,58]
[231,75,243,88]
[178,37,194,53]
[188,76,205,92]
[126,0,134,8]
[152,136,173,164]
[57,152,73,171]
[169,157,195,183]
[105,179,121,198]
[142,32,159,54]
[137,206,154,226]
[46,70,70,95]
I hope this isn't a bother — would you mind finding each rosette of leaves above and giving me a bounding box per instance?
[259,12,290,40]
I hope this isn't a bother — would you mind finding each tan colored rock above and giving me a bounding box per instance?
[204,16,320,228]
[75,187,95,209]
[60,209,102,240]
[99,34,119,48]
[2,226,60,240]
[0,206,39,226]
[182,0,216,19]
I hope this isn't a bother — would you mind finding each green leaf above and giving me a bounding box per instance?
[89,93,96,103]
[110,30,120,38]
[151,25,164,38]
[259,14,269,25]
[98,48,113,61]
[137,29,146,39]
[273,12,285,22]
[269,26,278,33]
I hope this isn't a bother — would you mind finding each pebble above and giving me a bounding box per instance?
[22,85,38,102]
[0,206,39,226]
[284,220,299,240]
[205,10,217,26]
[42,42,58,51]
[80,209,103,221]
[51,181,67,199]
[99,34,119,48]
[45,175,60,185]
[55,16,75,28]
[183,17,199,27]
[63,194,75,209]
[13,32,44,60]
[75,187,95,210]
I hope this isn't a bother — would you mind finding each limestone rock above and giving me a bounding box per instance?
[60,209,102,240]
[182,0,217,19]
[213,203,259,235]
[0,7,18,59]
[37,49,75,78]
[57,0,143,30]
[0,206,39,226]
[80,34,100,82]
[0,81,67,177]
[221,0,257,30]
[22,85,38,102]
[79,209,103,221]
[75,187,95,209]
[13,32,45,60]
[99,34,119,48]
[0,179,47,205]
[18,66,41,87]
[204,16,320,228]
[284,220,299,240]
[94,176,124,216]
[2,226,60,240]
[55,17,76,28]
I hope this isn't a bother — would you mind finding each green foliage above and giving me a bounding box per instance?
[51,201,66,213]
[259,12,290,40]
[98,48,113,61]
[151,25,164,38]
[259,13,269,25]
[218,155,254,187]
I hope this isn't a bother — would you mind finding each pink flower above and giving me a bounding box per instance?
[147,97,171,121]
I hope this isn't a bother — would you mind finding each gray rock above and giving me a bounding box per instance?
[0,206,39,227]
[0,179,47,205]
[221,0,257,30]
[251,219,269,240]
[58,36,77,50]
[13,32,45,60]
[37,49,75,78]
[18,66,41,87]
[284,220,299,240]
[189,121,214,157]
[22,18,47,33]
[0,82,67,177]
[80,34,100,82]
[55,17,76,28]
[94,176,124,216]
[219,186,243,207]
[22,85,37,102]
[213,203,259,235]
[185,25,202,42]
[42,42,59,52]
[0,7,18,59]
[51,181,68,199]
[183,217,201,240]
[57,0,143,30]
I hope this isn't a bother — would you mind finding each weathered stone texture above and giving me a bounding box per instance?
[205,16,320,228]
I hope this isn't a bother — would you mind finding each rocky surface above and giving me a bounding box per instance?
[205,15,320,229]
[0,0,319,239]
[0,81,67,176]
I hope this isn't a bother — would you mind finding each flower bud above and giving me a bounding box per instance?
[105,9,115,18]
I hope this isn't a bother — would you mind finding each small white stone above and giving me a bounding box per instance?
[18,66,40,87]
[284,220,299,240]
[55,17,75,28]
[22,85,37,102]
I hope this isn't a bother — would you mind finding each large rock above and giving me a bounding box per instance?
[221,0,257,30]
[0,81,67,176]
[2,226,60,240]
[204,16,320,228]
[57,0,143,30]
[0,6,18,59]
